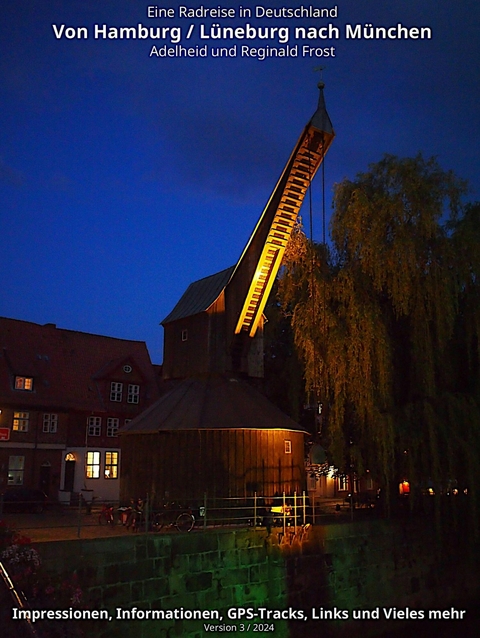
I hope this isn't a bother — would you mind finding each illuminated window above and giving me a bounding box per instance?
[284,440,292,454]
[399,481,410,495]
[86,451,100,479]
[8,456,25,485]
[127,384,140,404]
[13,412,29,432]
[88,416,101,436]
[107,417,119,437]
[15,376,33,391]
[110,382,123,402]
[104,451,119,479]
[338,475,348,491]
[43,413,58,433]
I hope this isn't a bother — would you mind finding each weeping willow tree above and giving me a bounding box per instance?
[278,154,480,521]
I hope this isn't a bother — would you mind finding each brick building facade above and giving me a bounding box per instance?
[0,317,159,502]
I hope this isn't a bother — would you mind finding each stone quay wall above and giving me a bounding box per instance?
[31,519,479,638]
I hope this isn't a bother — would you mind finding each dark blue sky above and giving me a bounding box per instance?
[1,0,479,364]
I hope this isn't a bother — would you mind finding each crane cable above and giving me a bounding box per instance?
[307,131,327,434]
[307,134,316,408]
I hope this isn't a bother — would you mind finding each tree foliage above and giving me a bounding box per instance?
[263,281,305,422]
[278,154,480,518]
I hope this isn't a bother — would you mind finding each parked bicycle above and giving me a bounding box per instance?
[99,498,143,529]
[125,497,145,531]
[153,502,195,533]
[98,503,119,526]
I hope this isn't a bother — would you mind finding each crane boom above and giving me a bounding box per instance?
[232,83,335,339]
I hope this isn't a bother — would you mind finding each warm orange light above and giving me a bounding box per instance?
[399,480,410,495]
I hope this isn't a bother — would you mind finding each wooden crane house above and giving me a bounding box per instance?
[120,83,335,502]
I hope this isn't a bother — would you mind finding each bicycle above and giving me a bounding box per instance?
[153,502,195,533]
[125,498,145,532]
[98,503,120,525]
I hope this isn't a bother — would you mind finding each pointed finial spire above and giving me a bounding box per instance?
[309,68,333,134]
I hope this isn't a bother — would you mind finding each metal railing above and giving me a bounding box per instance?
[0,491,353,541]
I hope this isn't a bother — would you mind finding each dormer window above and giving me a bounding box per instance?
[127,384,140,404]
[15,376,33,391]
[110,382,123,402]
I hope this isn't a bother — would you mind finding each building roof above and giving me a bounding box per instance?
[161,266,234,325]
[0,316,159,411]
[120,375,306,434]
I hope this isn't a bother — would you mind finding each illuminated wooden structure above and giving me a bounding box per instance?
[120,376,306,502]
[161,82,334,380]
[120,84,334,501]
[227,81,334,368]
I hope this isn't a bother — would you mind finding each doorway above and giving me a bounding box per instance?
[64,459,76,492]
[39,463,51,495]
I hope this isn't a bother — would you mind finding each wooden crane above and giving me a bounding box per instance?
[122,83,336,501]
[162,82,334,380]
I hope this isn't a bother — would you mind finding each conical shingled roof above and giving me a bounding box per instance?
[309,81,334,134]
[120,375,305,433]
[161,266,234,325]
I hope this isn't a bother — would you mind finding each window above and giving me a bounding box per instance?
[284,440,292,454]
[8,456,25,485]
[88,416,101,436]
[124,419,132,426]
[181,329,188,342]
[86,451,100,479]
[104,451,119,479]
[127,384,140,404]
[338,475,349,491]
[14,376,33,391]
[110,382,123,402]
[13,412,29,432]
[43,413,58,433]
[106,417,119,437]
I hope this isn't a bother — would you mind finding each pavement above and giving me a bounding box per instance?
[1,507,138,542]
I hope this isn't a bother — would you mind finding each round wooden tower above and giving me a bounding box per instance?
[120,375,306,503]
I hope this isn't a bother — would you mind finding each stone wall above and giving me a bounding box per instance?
[36,528,289,638]
[31,519,480,638]
[284,519,479,636]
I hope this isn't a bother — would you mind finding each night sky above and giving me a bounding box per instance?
[1,0,479,364]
